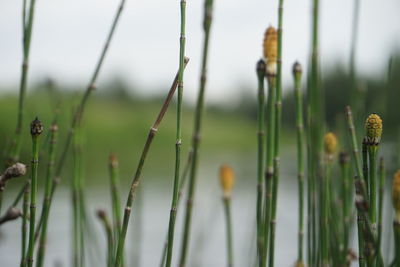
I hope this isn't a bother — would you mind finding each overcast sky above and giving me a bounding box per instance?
[1,0,399,103]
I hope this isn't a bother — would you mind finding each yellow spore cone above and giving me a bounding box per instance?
[392,170,400,221]
[323,132,338,156]
[219,165,235,198]
[365,113,383,145]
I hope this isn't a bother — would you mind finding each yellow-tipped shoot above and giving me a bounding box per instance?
[219,165,235,198]
[324,132,338,157]
[263,26,278,76]
[365,113,383,145]
[392,170,400,221]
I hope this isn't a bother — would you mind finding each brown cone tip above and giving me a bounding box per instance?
[97,209,107,219]
[256,59,266,78]
[292,61,302,77]
[30,117,44,136]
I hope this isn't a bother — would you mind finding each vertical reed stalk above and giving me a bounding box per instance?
[377,157,384,265]
[345,106,365,267]
[339,152,351,260]
[223,196,233,267]
[21,180,30,267]
[321,160,332,266]
[36,123,58,267]
[293,62,305,265]
[268,2,284,266]
[362,139,370,199]
[368,146,377,226]
[114,59,189,267]
[177,1,214,266]
[308,0,322,264]
[159,150,193,267]
[27,118,43,267]
[36,0,127,240]
[165,1,187,266]
[97,210,114,267]
[262,71,276,267]
[255,59,266,266]
[109,154,122,246]
[7,0,38,164]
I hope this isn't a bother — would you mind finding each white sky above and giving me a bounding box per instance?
[0,0,399,103]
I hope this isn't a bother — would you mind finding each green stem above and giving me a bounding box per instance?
[321,160,332,266]
[223,197,234,267]
[177,1,213,266]
[159,150,193,267]
[114,59,189,267]
[262,73,276,267]
[293,65,305,263]
[109,155,122,247]
[21,180,30,267]
[165,1,187,266]
[362,139,370,200]
[255,59,265,266]
[377,157,384,266]
[36,123,58,267]
[339,152,351,261]
[7,0,38,164]
[345,106,365,267]
[97,211,114,267]
[268,2,284,266]
[27,125,41,267]
[368,146,377,224]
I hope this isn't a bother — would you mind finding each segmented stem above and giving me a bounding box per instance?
[223,197,234,267]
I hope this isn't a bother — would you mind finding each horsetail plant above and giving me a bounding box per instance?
[269,1,285,265]
[21,180,30,267]
[262,25,277,267]
[165,0,187,266]
[322,132,338,266]
[339,151,352,262]
[36,122,58,267]
[7,0,38,165]
[97,209,114,267]
[391,170,400,266]
[109,154,122,247]
[159,150,193,267]
[292,61,305,267]
[114,59,189,267]
[255,59,266,266]
[178,1,214,265]
[220,165,235,267]
[377,157,385,265]
[26,117,43,267]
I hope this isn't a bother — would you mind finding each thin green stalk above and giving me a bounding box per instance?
[377,157,384,266]
[177,1,214,266]
[268,2,284,266]
[97,210,114,267]
[223,197,234,267]
[293,62,305,264]
[345,106,365,267]
[109,154,122,246]
[321,159,332,266]
[255,59,266,266]
[308,0,322,264]
[165,1,187,266]
[368,146,378,225]
[36,122,58,267]
[36,0,127,241]
[339,152,351,262]
[159,150,193,267]
[114,59,189,267]
[363,139,370,200]
[21,180,30,267]
[26,118,43,267]
[262,72,276,267]
[7,0,38,165]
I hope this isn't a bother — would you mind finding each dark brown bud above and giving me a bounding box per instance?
[30,117,44,136]
[292,61,302,76]
[96,209,107,219]
[0,207,22,225]
[256,59,266,80]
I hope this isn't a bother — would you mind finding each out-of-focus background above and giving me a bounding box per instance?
[0,0,399,266]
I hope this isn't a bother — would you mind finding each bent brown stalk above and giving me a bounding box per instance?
[114,59,189,267]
